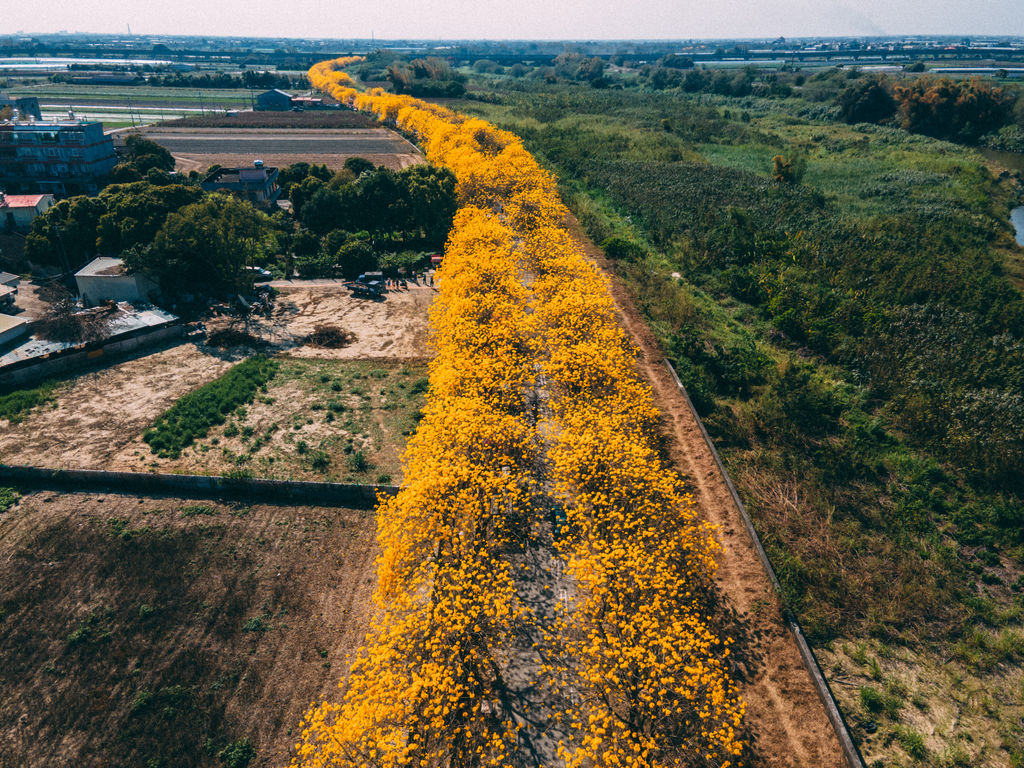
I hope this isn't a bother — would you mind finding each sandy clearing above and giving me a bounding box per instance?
[0,343,240,469]
[224,285,436,360]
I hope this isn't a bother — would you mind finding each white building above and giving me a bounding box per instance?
[0,193,54,232]
[0,313,28,347]
[74,257,158,307]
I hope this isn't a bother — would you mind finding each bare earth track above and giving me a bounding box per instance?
[569,216,847,768]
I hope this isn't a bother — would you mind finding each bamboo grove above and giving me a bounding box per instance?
[293,57,745,768]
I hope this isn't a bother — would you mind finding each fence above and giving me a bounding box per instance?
[0,464,398,508]
[0,323,186,391]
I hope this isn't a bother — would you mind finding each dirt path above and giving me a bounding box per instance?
[567,216,847,768]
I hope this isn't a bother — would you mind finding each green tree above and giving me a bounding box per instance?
[123,134,175,174]
[344,157,375,177]
[24,196,107,271]
[125,194,273,296]
[838,77,897,124]
[399,164,457,241]
[96,182,204,254]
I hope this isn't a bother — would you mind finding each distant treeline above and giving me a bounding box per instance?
[49,70,309,91]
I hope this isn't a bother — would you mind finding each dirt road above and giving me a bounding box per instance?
[569,216,848,768]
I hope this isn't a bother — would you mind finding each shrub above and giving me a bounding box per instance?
[0,380,59,424]
[0,487,19,513]
[309,450,330,471]
[600,234,648,261]
[218,739,256,768]
[348,450,370,472]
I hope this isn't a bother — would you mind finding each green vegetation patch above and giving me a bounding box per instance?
[0,487,19,513]
[0,380,60,424]
[144,355,279,459]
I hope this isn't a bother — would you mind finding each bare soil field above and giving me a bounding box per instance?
[164,111,378,129]
[0,287,434,475]
[0,490,378,768]
[111,358,428,483]
[570,215,848,768]
[0,343,239,469]
[137,127,424,172]
[252,285,434,359]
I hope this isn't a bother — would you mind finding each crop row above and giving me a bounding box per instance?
[293,58,743,768]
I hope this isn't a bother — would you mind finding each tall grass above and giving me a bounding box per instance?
[0,380,59,424]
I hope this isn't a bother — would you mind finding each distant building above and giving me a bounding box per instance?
[255,89,294,111]
[0,313,28,347]
[75,257,159,307]
[0,272,19,310]
[290,96,324,109]
[201,161,281,208]
[0,192,54,231]
[0,121,118,197]
[0,93,42,121]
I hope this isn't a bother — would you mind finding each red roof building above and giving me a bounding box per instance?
[0,192,54,231]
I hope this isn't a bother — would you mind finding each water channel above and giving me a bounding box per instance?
[1013,206,1024,246]
[978,149,1024,245]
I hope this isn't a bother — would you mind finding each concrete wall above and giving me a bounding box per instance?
[77,273,159,307]
[0,464,398,508]
[0,323,184,390]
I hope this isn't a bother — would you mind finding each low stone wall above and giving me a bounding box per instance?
[0,323,185,391]
[0,464,398,508]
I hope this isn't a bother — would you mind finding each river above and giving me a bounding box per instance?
[977,149,1024,245]
[979,147,1024,174]
[1012,207,1024,246]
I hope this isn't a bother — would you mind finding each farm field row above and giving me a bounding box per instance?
[7,83,257,104]
[131,126,425,171]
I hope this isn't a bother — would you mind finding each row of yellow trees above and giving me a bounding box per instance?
[293,57,744,768]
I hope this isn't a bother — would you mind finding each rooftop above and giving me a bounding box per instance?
[203,165,278,185]
[0,272,18,285]
[0,303,177,367]
[0,121,102,130]
[0,313,28,334]
[0,194,49,209]
[75,256,126,278]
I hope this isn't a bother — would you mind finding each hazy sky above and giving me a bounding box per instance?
[8,0,1024,40]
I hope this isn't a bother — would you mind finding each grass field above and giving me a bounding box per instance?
[135,358,429,484]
